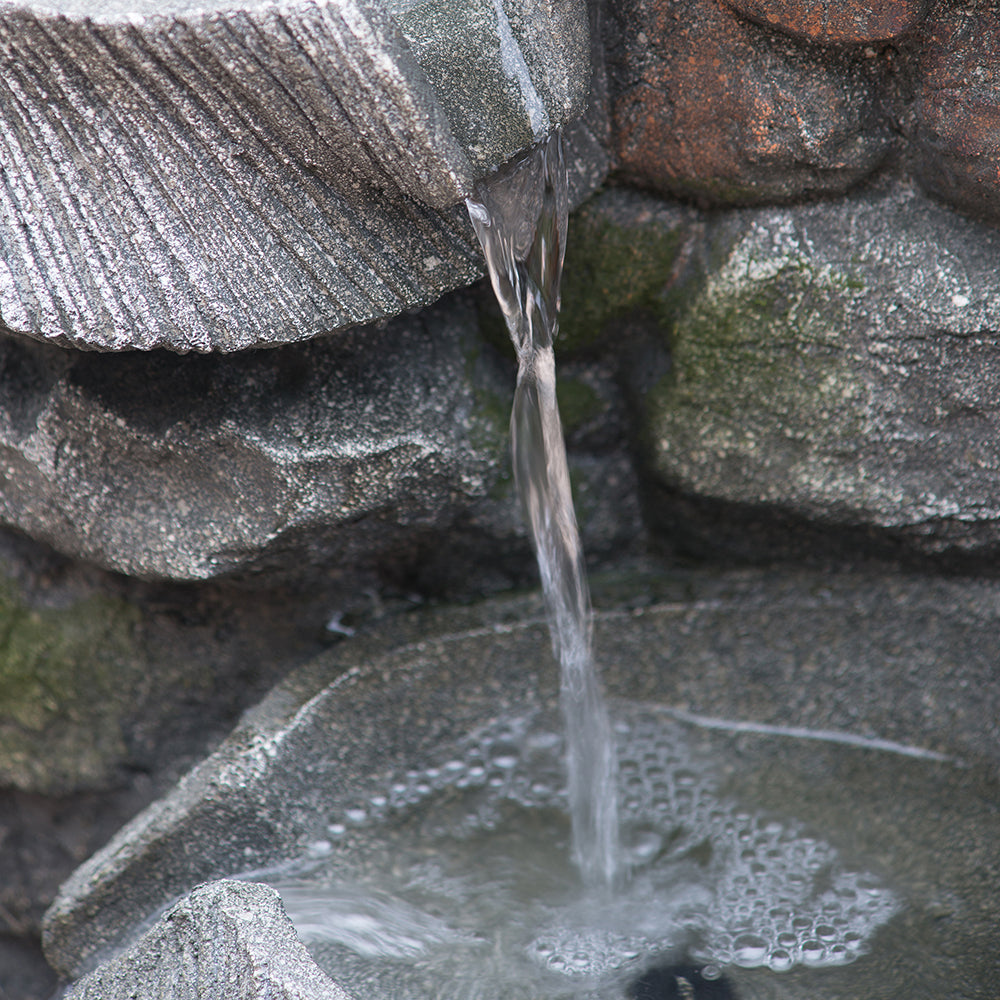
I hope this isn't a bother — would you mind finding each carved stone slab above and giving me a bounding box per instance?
[0,0,592,351]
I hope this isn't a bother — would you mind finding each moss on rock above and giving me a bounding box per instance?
[0,577,142,793]
[645,241,869,514]
[558,190,695,353]
[475,189,697,358]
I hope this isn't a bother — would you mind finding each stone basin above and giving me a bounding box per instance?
[44,567,1000,997]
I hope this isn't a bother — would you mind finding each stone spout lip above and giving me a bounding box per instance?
[0,0,595,352]
[42,570,1000,986]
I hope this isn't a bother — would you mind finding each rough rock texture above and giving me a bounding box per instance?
[0,289,642,583]
[907,3,1000,227]
[0,520,398,799]
[65,880,351,1000]
[637,178,1000,563]
[0,0,596,352]
[724,0,931,43]
[43,569,1000,983]
[0,293,507,579]
[608,0,892,206]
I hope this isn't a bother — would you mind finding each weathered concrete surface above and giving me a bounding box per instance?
[724,0,931,43]
[0,0,596,352]
[608,0,891,206]
[633,179,1000,563]
[907,2,1000,227]
[65,880,352,1000]
[43,568,1000,982]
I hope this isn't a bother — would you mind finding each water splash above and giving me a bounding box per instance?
[466,133,620,888]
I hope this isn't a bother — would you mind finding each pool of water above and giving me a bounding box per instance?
[261,701,1000,1000]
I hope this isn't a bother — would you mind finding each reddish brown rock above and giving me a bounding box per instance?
[724,0,931,44]
[909,4,1000,225]
[609,0,892,206]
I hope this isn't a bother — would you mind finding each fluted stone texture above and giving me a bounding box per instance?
[64,880,351,1000]
[0,0,593,352]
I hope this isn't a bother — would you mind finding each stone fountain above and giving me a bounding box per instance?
[2,1,1000,997]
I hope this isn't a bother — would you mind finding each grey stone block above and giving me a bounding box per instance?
[65,879,353,1000]
[0,287,640,582]
[638,178,1000,561]
[0,0,596,351]
[0,293,512,580]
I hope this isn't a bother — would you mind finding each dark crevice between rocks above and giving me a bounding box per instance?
[641,482,1000,579]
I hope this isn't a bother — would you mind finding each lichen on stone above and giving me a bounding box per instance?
[646,228,871,514]
[0,575,141,793]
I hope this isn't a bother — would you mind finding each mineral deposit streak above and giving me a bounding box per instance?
[467,133,620,889]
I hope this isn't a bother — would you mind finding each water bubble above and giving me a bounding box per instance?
[801,941,826,965]
[326,822,346,837]
[768,949,793,972]
[733,933,768,966]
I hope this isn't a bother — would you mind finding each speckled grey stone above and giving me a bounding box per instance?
[43,568,1000,982]
[64,880,352,1000]
[0,0,595,352]
[0,288,641,582]
[639,178,1000,562]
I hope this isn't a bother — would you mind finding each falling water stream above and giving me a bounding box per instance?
[465,132,620,890]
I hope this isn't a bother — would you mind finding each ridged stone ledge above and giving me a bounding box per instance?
[0,0,595,351]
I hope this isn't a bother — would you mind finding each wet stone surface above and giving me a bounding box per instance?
[38,567,1000,998]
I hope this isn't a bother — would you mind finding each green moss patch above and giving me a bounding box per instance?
[645,251,869,506]
[558,194,691,354]
[0,578,141,793]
